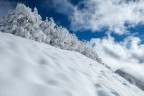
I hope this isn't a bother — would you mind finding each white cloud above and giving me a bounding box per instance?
[89,35,144,70]
[70,0,144,34]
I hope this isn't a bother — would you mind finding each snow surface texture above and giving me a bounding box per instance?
[115,67,144,91]
[0,32,144,96]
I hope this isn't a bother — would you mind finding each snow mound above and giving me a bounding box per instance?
[0,32,144,96]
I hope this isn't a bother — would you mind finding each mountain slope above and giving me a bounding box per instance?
[0,32,144,96]
[115,67,144,91]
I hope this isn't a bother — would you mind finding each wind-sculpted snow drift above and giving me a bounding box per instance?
[0,32,144,96]
[0,4,102,64]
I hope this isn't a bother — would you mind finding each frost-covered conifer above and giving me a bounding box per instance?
[0,3,102,64]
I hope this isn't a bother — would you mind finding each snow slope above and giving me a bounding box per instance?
[0,32,144,96]
[115,66,144,91]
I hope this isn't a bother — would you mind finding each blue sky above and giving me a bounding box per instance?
[0,0,143,41]
[1,0,144,69]
[1,0,144,42]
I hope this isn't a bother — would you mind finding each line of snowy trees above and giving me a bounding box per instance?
[0,4,102,63]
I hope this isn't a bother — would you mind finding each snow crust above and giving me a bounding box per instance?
[0,32,144,96]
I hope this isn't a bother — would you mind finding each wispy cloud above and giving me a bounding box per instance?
[70,0,144,34]
[45,0,75,16]
[0,1,16,19]
[89,35,144,70]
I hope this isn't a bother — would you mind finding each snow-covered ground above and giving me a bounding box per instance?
[0,32,144,96]
[115,66,144,91]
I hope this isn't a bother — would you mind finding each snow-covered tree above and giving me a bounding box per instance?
[0,3,102,64]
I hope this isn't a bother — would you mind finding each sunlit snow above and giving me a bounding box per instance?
[0,32,144,96]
